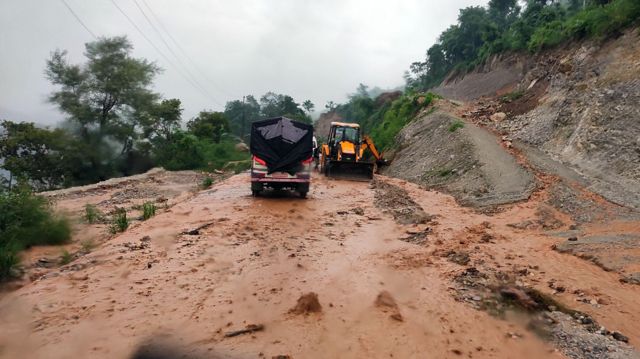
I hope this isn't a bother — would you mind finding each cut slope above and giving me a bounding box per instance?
[384,109,535,207]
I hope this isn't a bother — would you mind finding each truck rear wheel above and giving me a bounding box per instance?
[297,183,309,199]
[251,182,263,197]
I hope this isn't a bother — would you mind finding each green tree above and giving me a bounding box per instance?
[224,95,260,140]
[140,98,183,143]
[0,121,82,190]
[187,111,230,143]
[302,100,315,114]
[45,36,160,182]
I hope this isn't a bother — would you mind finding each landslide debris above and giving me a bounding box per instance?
[452,266,639,359]
[383,108,534,208]
[289,292,322,315]
[372,179,432,224]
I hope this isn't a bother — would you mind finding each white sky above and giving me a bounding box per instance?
[0,0,487,125]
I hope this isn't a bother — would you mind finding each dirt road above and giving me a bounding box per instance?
[1,173,640,358]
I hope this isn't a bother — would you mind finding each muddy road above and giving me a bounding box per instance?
[1,173,640,358]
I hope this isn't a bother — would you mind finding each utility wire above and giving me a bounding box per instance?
[130,0,226,102]
[60,0,97,38]
[109,0,223,107]
[140,0,238,99]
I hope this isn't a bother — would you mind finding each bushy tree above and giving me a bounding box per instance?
[45,36,160,182]
[187,111,230,143]
[0,121,82,190]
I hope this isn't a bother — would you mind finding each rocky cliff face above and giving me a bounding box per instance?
[434,27,640,210]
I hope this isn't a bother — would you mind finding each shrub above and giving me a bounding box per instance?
[201,177,214,189]
[448,120,465,132]
[110,208,129,234]
[370,92,439,150]
[84,204,103,224]
[142,202,156,220]
[59,250,73,265]
[0,187,71,280]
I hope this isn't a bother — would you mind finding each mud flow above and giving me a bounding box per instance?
[1,169,640,359]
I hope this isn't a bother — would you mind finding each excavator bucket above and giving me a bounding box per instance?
[326,160,374,181]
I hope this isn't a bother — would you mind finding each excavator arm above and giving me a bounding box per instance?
[361,135,387,165]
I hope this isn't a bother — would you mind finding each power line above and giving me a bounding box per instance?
[140,0,238,99]
[130,0,227,102]
[60,0,97,38]
[108,0,223,107]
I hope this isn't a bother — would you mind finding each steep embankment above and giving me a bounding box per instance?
[434,27,640,211]
[385,107,535,207]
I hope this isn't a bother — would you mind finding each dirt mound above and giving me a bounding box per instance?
[372,179,432,224]
[289,292,322,315]
[383,109,535,207]
[375,290,403,321]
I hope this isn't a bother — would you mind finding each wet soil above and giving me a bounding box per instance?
[1,173,639,358]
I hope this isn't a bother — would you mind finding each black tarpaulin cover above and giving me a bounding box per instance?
[250,117,313,173]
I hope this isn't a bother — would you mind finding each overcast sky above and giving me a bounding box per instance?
[0,0,487,125]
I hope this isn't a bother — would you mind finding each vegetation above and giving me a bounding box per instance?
[142,202,156,220]
[84,204,103,224]
[59,250,73,265]
[330,85,439,151]
[405,0,640,92]
[0,187,71,280]
[449,120,466,132]
[201,176,214,189]
[110,208,129,234]
[1,36,311,191]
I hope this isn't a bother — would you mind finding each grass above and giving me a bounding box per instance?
[80,239,95,253]
[1,187,71,281]
[84,204,103,224]
[110,208,129,234]
[500,90,525,103]
[448,120,465,132]
[142,202,156,220]
[201,176,214,189]
[59,250,73,265]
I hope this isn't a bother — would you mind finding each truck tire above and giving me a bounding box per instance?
[297,183,309,198]
[251,182,263,197]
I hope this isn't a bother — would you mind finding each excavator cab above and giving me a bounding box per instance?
[320,122,386,181]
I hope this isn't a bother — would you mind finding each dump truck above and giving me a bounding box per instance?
[319,122,386,181]
[250,116,314,198]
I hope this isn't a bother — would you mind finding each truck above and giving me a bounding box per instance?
[250,116,314,198]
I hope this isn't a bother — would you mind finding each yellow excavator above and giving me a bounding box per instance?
[319,122,386,181]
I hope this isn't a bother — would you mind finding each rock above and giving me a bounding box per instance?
[612,331,629,343]
[568,236,578,241]
[559,59,573,73]
[490,112,507,122]
[289,292,322,314]
[375,291,398,309]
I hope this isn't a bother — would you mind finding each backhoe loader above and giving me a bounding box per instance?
[319,122,386,181]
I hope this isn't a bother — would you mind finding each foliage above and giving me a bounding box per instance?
[201,176,214,189]
[500,90,525,102]
[59,250,73,265]
[448,120,466,132]
[223,95,261,141]
[110,208,129,234]
[84,204,103,224]
[142,202,156,220]
[369,93,438,150]
[0,121,83,190]
[46,36,160,184]
[405,0,640,92]
[0,187,71,280]
[187,111,230,143]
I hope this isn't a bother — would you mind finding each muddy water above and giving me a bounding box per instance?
[1,174,638,358]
